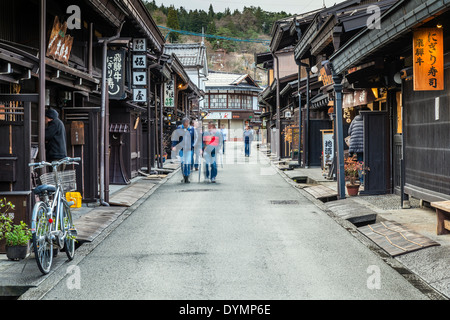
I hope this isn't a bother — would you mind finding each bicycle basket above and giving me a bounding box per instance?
[40,170,77,192]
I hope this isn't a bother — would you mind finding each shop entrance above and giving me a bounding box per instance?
[361,111,391,195]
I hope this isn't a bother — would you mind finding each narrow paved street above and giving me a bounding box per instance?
[42,143,427,300]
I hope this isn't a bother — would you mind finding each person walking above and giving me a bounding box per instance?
[45,108,67,163]
[220,124,228,154]
[202,122,223,183]
[172,118,195,183]
[243,125,254,157]
[192,119,202,171]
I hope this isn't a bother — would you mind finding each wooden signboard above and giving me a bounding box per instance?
[413,28,444,91]
[46,16,73,65]
[71,121,85,145]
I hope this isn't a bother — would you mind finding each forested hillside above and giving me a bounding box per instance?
[144,1,291,52]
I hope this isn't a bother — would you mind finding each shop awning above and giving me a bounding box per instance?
[310,93,331,109]
[330,0,450,75]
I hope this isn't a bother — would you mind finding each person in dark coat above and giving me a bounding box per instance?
[348,111,365,184]
[45,108,67,162]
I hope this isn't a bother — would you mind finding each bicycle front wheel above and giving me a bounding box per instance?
[31,202,53,275]
[62,205,75,260]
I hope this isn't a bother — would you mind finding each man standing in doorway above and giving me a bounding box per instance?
[45,108,67,163]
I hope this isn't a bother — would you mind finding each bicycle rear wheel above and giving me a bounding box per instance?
[62,205,75,260]
[32,202,53,274]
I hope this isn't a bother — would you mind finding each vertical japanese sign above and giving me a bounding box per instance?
[47,16,73,65]
[164,79,175,108]
[132,38,148,104]
[107,50,126,100]
[322,130,334,169]
[413,28,444,91]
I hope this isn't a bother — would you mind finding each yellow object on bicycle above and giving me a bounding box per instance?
[66,192,82,208]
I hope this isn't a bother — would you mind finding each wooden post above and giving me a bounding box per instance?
[38,0,46,164]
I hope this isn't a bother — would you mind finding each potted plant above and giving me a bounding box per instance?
[344,154,365,196]
[0,199,31,261]
[4,221,32,260]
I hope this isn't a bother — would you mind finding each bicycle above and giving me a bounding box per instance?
[29,157,81,274]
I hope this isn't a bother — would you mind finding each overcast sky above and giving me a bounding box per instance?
[151,0,347,14]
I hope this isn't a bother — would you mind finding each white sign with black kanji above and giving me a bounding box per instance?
[133,88,147,103]
[132,38,147,52]
[132,55,147,69]
[133,71,147,86]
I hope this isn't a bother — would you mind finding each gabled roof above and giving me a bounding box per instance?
[163,43,207,69]
[205,72,261,91]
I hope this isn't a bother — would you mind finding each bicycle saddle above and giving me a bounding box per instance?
[33,184,56,194]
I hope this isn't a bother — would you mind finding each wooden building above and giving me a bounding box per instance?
[203,72,262,141]
[330,0,450,203]
[0,0,195,235]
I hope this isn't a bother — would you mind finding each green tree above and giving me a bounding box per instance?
[208,4,215,20]
[167,6,180,42]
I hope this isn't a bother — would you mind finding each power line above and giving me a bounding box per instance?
[158,26,270,45]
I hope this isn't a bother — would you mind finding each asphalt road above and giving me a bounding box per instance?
[40,142,427,300]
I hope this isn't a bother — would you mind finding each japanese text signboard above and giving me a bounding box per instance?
[413,28,444,91]
[164,79,175,108]
[131,38,148,104]
[132,38,147,52]
[106,50,126,100]
[47,16,73,65]
[321,130,334,169]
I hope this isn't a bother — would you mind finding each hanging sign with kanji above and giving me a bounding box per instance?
[164,79,175,108]
[133,88,147,103]
[413,28,444,91]
[47,16,73,65]
[107,50,126,100]
[132,38,147,52]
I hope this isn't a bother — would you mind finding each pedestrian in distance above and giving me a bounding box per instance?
[202,121,223,183]
[45,108,67,164]
[243,125,254,157]
[171,117,195,183]
[220,124,228,154]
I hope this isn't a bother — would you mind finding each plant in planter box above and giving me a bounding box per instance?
[0,199,31,260]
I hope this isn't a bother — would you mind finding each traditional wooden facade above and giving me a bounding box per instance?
[330,0,450,203]
[0,0,202,234]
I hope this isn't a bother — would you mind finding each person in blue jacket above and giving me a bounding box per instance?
[171,118,195,183]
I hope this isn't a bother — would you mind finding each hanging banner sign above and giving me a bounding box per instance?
[413,28,444,91]
[46,16,73,65]
[107,50,126,100]
[164,79,175,108]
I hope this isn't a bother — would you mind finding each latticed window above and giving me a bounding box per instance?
[0,100,24,124]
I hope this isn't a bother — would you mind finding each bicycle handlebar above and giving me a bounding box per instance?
[29,157,81,168]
